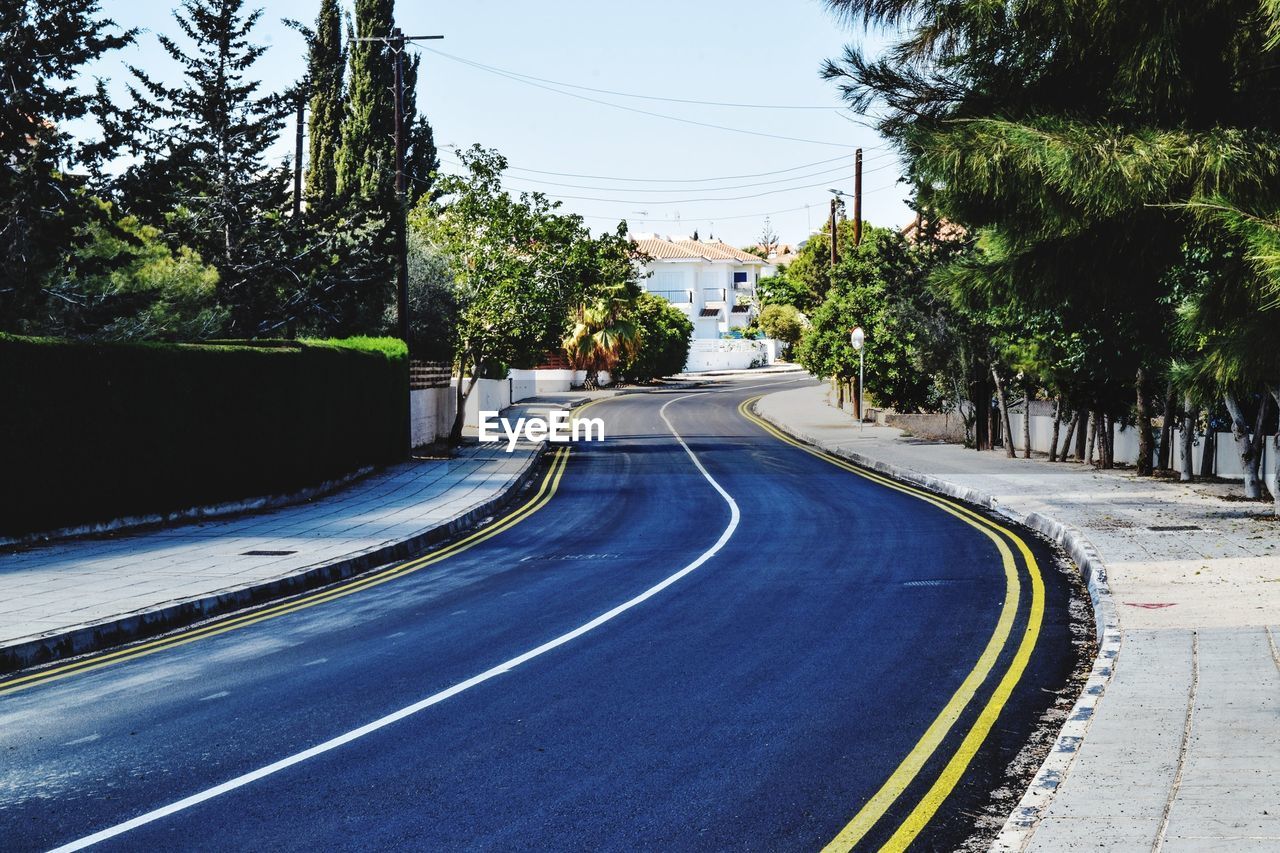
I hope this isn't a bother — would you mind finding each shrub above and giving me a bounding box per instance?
[617,293,693,381]
[0,334,408,536]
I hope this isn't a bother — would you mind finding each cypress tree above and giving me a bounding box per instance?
[402,54,440,206]
[304,0,344,215]
[335,0,395,208]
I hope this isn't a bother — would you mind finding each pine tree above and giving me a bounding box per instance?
[402,55,440,206]
[304,0,345,215]
[0,1,133,330]
[335,0,395,208]
[116,0,291,335]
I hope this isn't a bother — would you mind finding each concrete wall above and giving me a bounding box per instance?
[884,412,968,442]
[452,378,513,431]
[410,386,456,447]
[1006,412,1278,481]
[684,339,767,372]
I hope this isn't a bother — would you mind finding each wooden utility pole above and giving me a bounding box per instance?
[853,147,863,247]
[829,198,838,266]
[391,27,409,350]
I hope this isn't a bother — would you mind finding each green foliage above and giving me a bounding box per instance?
[618,292,694,382]
[303,0,345,216]
[43,202,225,341]
[0,0,133,327]
[0,334,407,536]
[563,284,641,386]
[757,304,806,347]
[336,0,394,207]
[111,0,292,336]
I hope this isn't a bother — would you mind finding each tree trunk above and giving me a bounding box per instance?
[1050,398,1064,462]
[1022,384,1033,458]
[1136,368,1154,475]
[449,351,480,444]
[1270,386,1280,516]
[1075,409,1088,460]
[1157,377,1175,471]
[1086,411,1098,466]
[973,375,990,451]
[1223,390,1263,499]
[1104,413,1116,469]
[1060,410,1079,462]
[993,367,1015,458]
[1200,419,1216,478]
[834,376,844,410]
[1180,398,1196,482]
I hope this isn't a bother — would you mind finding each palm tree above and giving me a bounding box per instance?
[563,284,640,390]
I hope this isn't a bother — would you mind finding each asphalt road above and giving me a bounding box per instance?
[0,376,1080,852]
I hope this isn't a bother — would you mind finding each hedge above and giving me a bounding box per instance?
[0,334,408,537]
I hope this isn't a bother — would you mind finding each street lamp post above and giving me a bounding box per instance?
[850,326,865,431]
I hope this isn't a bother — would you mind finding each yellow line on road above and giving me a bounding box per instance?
[0,444,575,697]
[737,397,1045,852]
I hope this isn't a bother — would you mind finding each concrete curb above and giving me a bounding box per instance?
[748,400,1122,853]
[0,442,555,676]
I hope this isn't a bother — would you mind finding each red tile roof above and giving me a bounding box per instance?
[632,235,765,264]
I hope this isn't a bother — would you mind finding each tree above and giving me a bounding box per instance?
[411,146,588,442]
[336,0,394,207]
[757,304,806,352]
[563,284,640,389]
[42,201,224,341]
[113,0,291,335]
[0,0,133,329]
[821,0,1280,477]
[617,293,693,382]
[401,54,440,206]
[302,0,345,216]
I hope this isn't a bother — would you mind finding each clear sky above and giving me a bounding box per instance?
[89,0,909,248]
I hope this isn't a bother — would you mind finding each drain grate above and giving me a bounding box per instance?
[1148,525,1201,532]
[902,579,953,587]
[241,550,297,556]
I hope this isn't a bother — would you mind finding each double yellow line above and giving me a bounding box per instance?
[0,445,575,698]
[738,397,1045,853]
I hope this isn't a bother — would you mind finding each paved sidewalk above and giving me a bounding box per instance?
[755,383,1280,852]
[0,396,594,672]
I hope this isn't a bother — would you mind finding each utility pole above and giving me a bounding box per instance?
[853,147,863,247]
[829,197,838,267]
[293,92,305,219]
[359,28,444,354]
[391,27,409,350]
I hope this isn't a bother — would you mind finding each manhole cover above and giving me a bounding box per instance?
[1148,525,1201,532]
[241,550,298,556]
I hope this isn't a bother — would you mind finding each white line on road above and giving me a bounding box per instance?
[48,391,740,853]
[64,734,100,746]
[198,692,229,702]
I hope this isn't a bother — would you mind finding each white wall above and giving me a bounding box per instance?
[1006,412,1277,481]
[452,378,512,430]
[410,387,456,447]
[683,339,767,372]
[509,368,575,400]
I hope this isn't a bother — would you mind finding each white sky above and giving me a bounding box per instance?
[84,1,910,247]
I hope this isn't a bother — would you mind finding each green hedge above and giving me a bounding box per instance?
[0,334,408,537]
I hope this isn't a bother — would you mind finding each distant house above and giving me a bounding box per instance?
[631,233,766,340]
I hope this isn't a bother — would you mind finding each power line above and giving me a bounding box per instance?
[422,47,845,110]
[421,47,863,149]
[487,148,897,184]
[442,157,899,194]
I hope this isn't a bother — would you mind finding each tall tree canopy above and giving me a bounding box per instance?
[0,0,134,329]
[113,0,291,335]
[303,0,345,216]
[336,0,395,207]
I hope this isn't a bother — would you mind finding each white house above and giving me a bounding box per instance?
[631,234,766,340]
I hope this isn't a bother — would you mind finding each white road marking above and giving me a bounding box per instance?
[302,658,327,667]
[64,734,100,746]
[386,632,407,639]
[48,391,741,853]
[198,692,229,702]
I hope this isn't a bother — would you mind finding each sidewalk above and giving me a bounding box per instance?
[755,384,1280,852]
[0,396,590,673]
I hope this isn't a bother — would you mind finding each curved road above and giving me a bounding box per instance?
[0,376,1079,851]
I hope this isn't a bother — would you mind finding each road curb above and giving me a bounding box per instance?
[0,441,556,677]
[748,400,1122,853]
